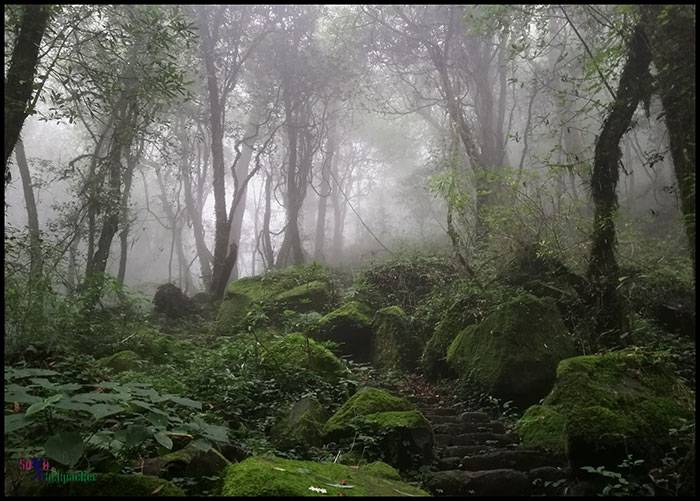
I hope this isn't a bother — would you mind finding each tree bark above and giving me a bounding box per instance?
[314,115,336,262]
[15,139,42,279]
[587,26,652,344]
[641,5,696,271]
[4,4,51,183]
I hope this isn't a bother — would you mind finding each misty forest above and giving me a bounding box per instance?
[3,4,696,497]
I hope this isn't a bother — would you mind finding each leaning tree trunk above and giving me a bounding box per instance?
[4,5,51,183]
[15,139,42,280]
[641,5,696,272]
[587,26,652,345]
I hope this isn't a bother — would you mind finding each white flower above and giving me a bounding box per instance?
[309,486,328,494]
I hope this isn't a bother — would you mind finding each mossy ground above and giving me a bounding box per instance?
[96,350,142,372]
[222,456,428,496]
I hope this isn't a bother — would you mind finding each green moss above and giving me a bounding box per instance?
[215,293,253,335]
[362,410,430,429]
[271,397,328,449]
[221,456,428,496]
[316,301,375,362]
[96,350,141,373]
[323,387,414,438]
[274,280,331,312]
[262,334,351,381]
[516,349,695,466]
[372,306,420,371]
[446,293,576,406]
[516,405,567,454]
[361,461,402,480]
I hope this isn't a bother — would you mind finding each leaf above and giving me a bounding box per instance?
[167,396,202,409]
[4,414,32,434]
[124,425,150,447]
[153,431,173,450]
[26,393,63,416]
[45,431,84,467]
[52,400,93,413]
[325,483,354,489]
[89,403,125,420]
[6,368,59,380]
[145,412,169,428]
[189,439,212,452]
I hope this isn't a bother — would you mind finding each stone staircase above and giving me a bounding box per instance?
[381,375,570,496]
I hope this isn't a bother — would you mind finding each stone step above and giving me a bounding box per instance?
[437,444,518,458]
[426,468,531,496]
[424,414,461,424]
[527,465,569,482]
[459,449,566,472]
[432,421,504,435]
[421,407,462,416]
[435,432,518,447]
[458,411,490,423]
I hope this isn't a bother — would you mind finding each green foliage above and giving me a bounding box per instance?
[4,364,229,470]
[353,254,457,312]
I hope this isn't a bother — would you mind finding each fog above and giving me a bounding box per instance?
[4,5,688,298]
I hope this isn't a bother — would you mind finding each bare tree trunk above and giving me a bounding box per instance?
[15,139,42,279]
[4,5,51,183]
[117,142,140,285]
[587,26,652,344]
[259,171,274,270]
[314,115,336,261]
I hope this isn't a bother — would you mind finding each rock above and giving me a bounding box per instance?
[421,296,479,380]
[221,456,429,496]
[527,465,568,482]
[96,350,141,373]
[142,442,229,478]
[270,397,328,449]
[446,293,577,407]
[153,283,195,319]
[216,264,335,335]
[323,387,433,470]
[10,473,184,496]
[261,334,351,382]
[273,280,332,313]
[426,468,531,496]
[372,306,421,371]
[516,349,695,469]
[434,432,518,447]
[315,301,374,362]
[459,449,565,471]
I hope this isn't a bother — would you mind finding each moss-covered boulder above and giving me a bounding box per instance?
[446,294,576,407]
[142,442,231,479]
[315,301,374,362]
[216,264,335,335]
[372,306,421,371]
[271,396,329,449]
[323,387,433,470]
[153,283,196,319]
[262,333,351,382]
[516,349,695,469]
[96,350,142,373]
[222,456,428,496]
[10,473,184,496]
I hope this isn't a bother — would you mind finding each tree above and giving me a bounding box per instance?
[4,4,52,183]
[587,25,652,343]
[640,5,696,271]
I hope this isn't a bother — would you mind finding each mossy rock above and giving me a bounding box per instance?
[372,306,421,371]
[323,387,432,470]
[516,349,695,469]
[315,301,374,362]
[262,333,351,382]
[446,293,576,407]
[273,280,332,313]
[217,264,336,335]
[222,456,428,496]
[96,350,142,373]
[11,473,184,496]
[122,328,193,364]
[271,396,329,449]
[142,442,230,479]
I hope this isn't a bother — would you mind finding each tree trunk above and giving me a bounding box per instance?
[117,144,139,285]
[15,139,42,279]
[4,4,51,183]
[314,116,336,262]
[259,171,274,270]
[641,5,696,271]
[587,25,652,344]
